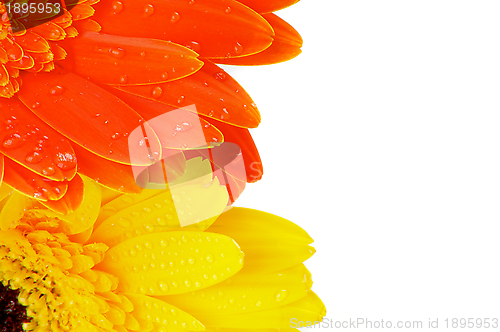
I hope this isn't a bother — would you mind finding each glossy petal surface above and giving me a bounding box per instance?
[97,231,244,295]
[117,60,261,128]
[0,97,77,181]
[93,0,274,58]
[61,31,203,85]
[2,156,68,201]
[236,0,300,13]
[209,207,315,274]
[215,13,302,65]
[17,70,162,166]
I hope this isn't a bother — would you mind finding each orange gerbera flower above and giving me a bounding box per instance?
[0,0,303,208]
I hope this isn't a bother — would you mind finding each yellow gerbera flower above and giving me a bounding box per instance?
[0,159,326,332]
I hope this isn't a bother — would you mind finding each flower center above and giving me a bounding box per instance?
[0,282,31,332]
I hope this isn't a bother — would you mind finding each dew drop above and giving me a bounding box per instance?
[143,3,155,17]
[161,72,169,80]
[110,48,126,59]
[54,152,77,170]
[119,75,129,84]
[42,166,56,176]
[111,0,124,14]
[186,41,201,53]
[170,12,180,23]
[206,254,214,263]
[275,289,288,302]
[49,85,65,95]
[3,133,24,149]
[234,42,243,55]
[174,122,192,132]
[25,151,42,164]
[177,95,185,104]
[152,86,163,99]
[214,71,226,81]
[225,6,231,13]
[159,281,169,291]
[50,29,61,39]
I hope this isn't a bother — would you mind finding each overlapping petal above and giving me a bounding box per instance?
[92,0,274,59]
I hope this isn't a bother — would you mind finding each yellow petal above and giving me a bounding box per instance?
[209,208,315,274]
[160,264,312,315]
[89,178,228,248]
[195,292,326,328]
[35,174,102,234]
[96,231,244,296]
[125,293,204,331]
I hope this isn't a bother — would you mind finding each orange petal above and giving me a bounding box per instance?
[72,19,102,33]
[31,22,67,42]
[73,144,142,194]
[0,38,23,62]
[60,31,203,85]
[0,81,17,98]
[203,118,263,183]
[0,65,9,86]
[116,60,261,128]
[71,4,95,21]
[3,156,68,201]
[0,97,77,182]
[41,173,84,214]
[236,0,299,14]
[11,32,50,53]
[17,70,162,166]
[214,13,302,65]
[110,89,224,148]
[93,0,274,59]
[9,54,35,70]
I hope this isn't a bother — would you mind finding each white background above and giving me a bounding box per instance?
[228,1,500,331]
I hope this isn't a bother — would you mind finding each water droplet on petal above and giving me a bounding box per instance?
[50,29,61,39]
[25,151,42,164]
[3,133,24,148]
[275,289,288,302]
[119,75,129,84]
[170,12,180,23]
[111,1,124,14]
[185,41,201,53]
[49,85,65,95]
[225,6,232,13]
[110,48,126,59]
[234,42,243,55]
[42,166,56,176]
[143,3,154,17]
[54,152,77,170]
[206,254,214,263]
[175,122,192,132]
[152,86,163,99]
[214,71,226,81]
